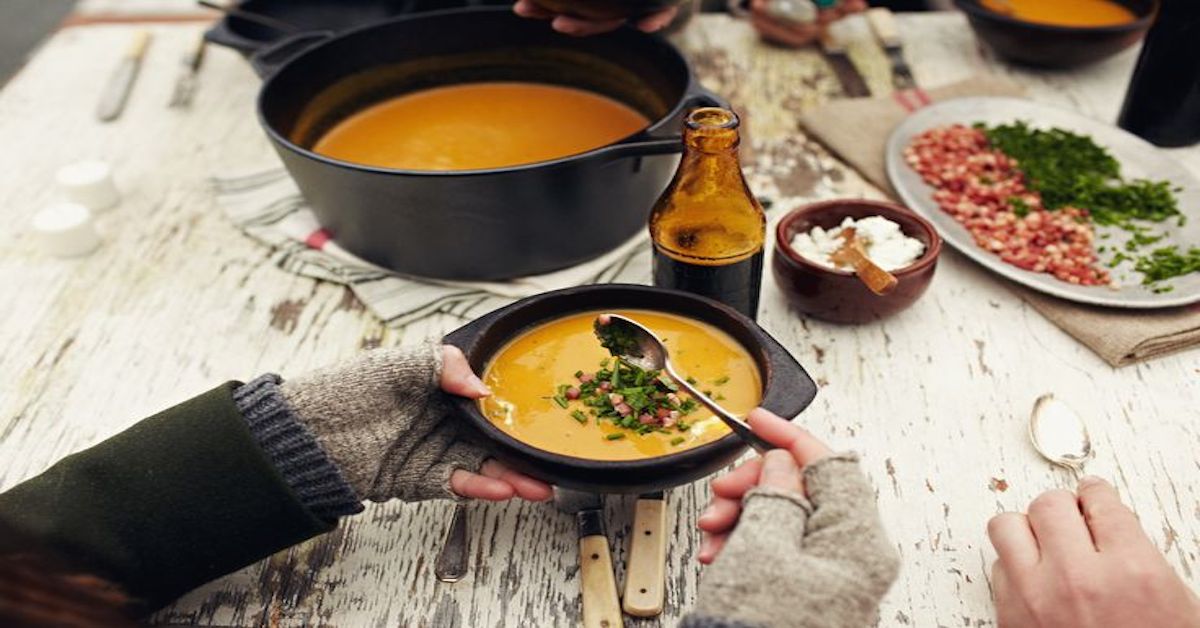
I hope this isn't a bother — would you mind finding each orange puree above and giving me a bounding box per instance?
[979,0,1137,27]
[479,310,761,461]
[312,82,649,171]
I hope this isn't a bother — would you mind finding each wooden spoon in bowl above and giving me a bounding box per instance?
[830,227,899,295]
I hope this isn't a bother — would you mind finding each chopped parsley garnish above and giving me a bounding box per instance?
[974,120,1196,289]
[555,357,712,438]
[977,121,1181,227]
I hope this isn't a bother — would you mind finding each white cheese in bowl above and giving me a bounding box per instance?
[790,215,925,271]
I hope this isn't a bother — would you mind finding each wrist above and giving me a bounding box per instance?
[234,374,363,522]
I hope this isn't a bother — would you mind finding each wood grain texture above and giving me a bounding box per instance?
[0,13,1196,628]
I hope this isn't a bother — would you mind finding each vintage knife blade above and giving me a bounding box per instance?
[866,7,919,92]
[819,29,871,98]
[97,30,151,122]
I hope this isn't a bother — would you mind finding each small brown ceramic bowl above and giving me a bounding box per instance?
[954,0,1157,69]
[772,199,942,325]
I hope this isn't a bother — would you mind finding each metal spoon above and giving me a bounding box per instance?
[596,314,772,453]
[1029,393,1094,481]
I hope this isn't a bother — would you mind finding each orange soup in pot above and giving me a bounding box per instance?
[311,82,650,171]
[479,310,762,461]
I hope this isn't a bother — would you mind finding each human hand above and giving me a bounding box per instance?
[440,345,553,502]
[750,0,868,48]
[684,408,900,628]
[280,343,552,504]
[989,477,1200,627]
[512,0,679,36]
[696,407,833,562]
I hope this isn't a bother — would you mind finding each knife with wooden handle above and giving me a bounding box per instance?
[622,491,668,617]
[97,30,151,122]
[557,489,623,628]
[819,29,871,98]
[865,7,921,93]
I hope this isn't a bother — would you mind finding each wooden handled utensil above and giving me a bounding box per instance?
[556,489,623,628]
[622,491,668,617]
[830,228,898,295]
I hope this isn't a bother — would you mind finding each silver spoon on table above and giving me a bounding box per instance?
[595,314,772,453]
[1029,393,1094,481]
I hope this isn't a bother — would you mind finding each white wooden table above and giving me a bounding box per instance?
[0,12,1197,628]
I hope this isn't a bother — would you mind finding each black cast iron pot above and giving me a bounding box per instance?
[251,7,725,280]
[443,284,817,494]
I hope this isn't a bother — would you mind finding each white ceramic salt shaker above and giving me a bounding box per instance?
[56,161,120,211]
[32,203,101,258]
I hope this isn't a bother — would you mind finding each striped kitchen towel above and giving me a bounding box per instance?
[213,167,652,328]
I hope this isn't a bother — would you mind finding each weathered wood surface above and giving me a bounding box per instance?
[0,13,1197,628]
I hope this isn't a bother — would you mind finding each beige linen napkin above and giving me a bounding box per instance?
[799,76,1200,367]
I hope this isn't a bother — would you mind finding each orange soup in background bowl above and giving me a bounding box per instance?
[955,0,1156,68]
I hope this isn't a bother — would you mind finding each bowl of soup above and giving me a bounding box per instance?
[249,7,724,281]
[955,0,1157,68]
[442,284,817,494]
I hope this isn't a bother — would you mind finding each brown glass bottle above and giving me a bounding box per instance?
[649,107,766,320]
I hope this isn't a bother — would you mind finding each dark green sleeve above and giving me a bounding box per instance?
[0,383,334,611]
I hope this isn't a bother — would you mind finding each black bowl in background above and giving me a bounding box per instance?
[442,284,817,494]
[955,0,1157,69]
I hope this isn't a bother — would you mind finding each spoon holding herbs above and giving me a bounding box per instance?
[595,314,772,453]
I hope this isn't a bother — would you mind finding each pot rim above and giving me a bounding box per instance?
[256,5,700,178]
[774,198,943,279]
[443,284,813,475]
[953,0,1158,36]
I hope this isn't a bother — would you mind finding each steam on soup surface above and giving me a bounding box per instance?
[480,310,762,461]
[311,82,650,171]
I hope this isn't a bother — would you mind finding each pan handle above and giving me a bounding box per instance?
[249,31,335,79]
[592,84,731,161]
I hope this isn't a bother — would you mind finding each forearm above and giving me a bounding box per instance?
[680,455,900,628]
[0,383,337,612]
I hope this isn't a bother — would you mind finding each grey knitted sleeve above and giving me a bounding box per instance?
[680,454,901,628]
[278,342,489,503]
[233,374,364,522]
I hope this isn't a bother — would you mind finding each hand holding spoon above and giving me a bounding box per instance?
[1029,393,1094,481]
[830,227,899,295]
[595,314,772,453]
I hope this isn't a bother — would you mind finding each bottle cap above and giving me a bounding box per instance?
[56,161,120,211]
[32,203,101,258]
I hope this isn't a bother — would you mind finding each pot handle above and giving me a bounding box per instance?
[593,85,731,161]
[681,85,729,110]
[757,328,818,419]
[249,31,335,79]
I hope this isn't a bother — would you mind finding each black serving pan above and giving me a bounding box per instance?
[955,0,1156,69]
[204,0,507,57]
[244,7,725,281]
[443,284,817,494]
